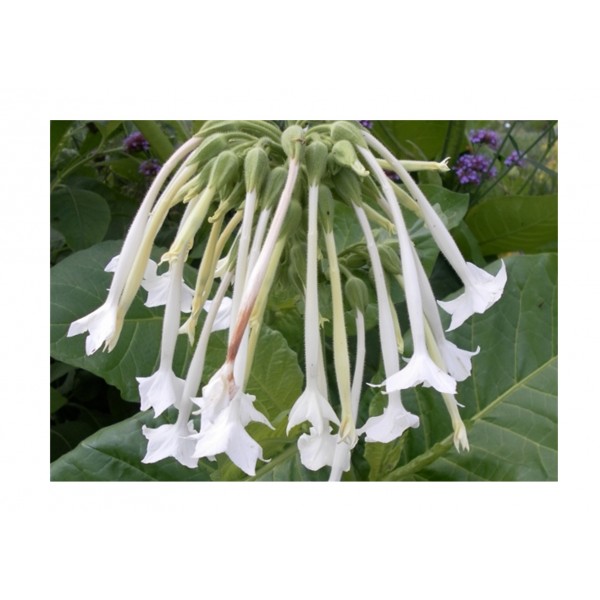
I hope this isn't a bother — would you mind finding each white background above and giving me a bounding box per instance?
[0,1,596,598]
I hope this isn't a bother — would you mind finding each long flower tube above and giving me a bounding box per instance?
[141,271,234,468]
[358,145,457,396]
[323,213,356,445]
[362,130,507,331]
[353,202,419,442]
[329,307,366,481]
[288,184,340,436]
[67,136,201,354]
[410,245,480,382]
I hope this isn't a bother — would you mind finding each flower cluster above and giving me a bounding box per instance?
[468,128,500,150]
[453,153,497,185]
[139,158,162,177]
[67,120,507,480]
[123,131,150,153]
[504,149,526,168]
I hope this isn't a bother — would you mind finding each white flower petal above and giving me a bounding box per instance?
[439,341,480,382]
[287,387,340,434]
[297,426,338,471]
[438,261,507,331]
[192,402,266,476]
[141,421,198,468]
[136,368,185,417]
[67,302,118,355]
[379,353,457,395]
[203,296,232,331]
[358,401,420,443]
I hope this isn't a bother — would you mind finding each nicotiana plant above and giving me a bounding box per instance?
[65,120,509,480]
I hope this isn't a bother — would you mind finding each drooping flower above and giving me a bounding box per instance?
[137,367,185,417]
[438,260,507,331]
[362,130,508,332]
[139,259,194,312]
[67,300,119,355]
[358,144,458,396]
[191,391,271,476]
[141,420,198,468]
[359,396,420,443]
[297,426,339,471]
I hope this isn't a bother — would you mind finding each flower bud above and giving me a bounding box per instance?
[282,197,303,237]
[377,243,402,275]
[244,146,270,193]
[331,140,369,177]
[208,150,240,193]
[345,276,369,313]
[333,168,363,206]
[318,185,335,232]
[281,125,305,162]
[262,166,288,210]
[305,140,329,186]
[331,121,367,148]
[189,133,230,168]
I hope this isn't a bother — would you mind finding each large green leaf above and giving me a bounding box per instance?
[465,193,558,255]
[383,253,557,481]
[50,186,111,251]
[50,410,215,481]
[373,121,452,160]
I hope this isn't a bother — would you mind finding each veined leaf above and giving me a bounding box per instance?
[465,193,558,254]
[384,253,557,481]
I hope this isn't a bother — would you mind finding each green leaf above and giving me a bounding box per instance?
[465,193,558,255]
[373,121,451,160]
[50,386,68,413]
[50,186,111,251]
[50,120,74,162]
[50,410,215,481]
[51,241,192,402]
[132,121,174,162]
[384,253,557,481]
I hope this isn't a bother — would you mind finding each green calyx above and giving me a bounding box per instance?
[331,140,369,177]
[244,146,270,194]
[331,121,367,148]
[305,140,329,187]
[208,150,240,196]
[345,276,370,313]
[281,125,306,162]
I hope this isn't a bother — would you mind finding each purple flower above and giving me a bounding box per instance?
[139,158,162,177]
[504,150,526,168]
[453,153,497,185]
[358,120,374,129]
[384,169,401,182]
[468,129,500,150]
[123,131,150,153]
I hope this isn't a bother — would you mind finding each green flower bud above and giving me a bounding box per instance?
[345,276,370,313]
[244,146,270,193]
[305,140,329,186]
[331,121,367,148]
[281,197,303,237]
[287,240,307,290]
[331,140,369,177]
[333,168,363,206]
[318,185,335,232]
[189,133,230,168]
[262,166,288,210]
[281,125,305,162]
[208,150,240,193]
[377,243,402,275]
